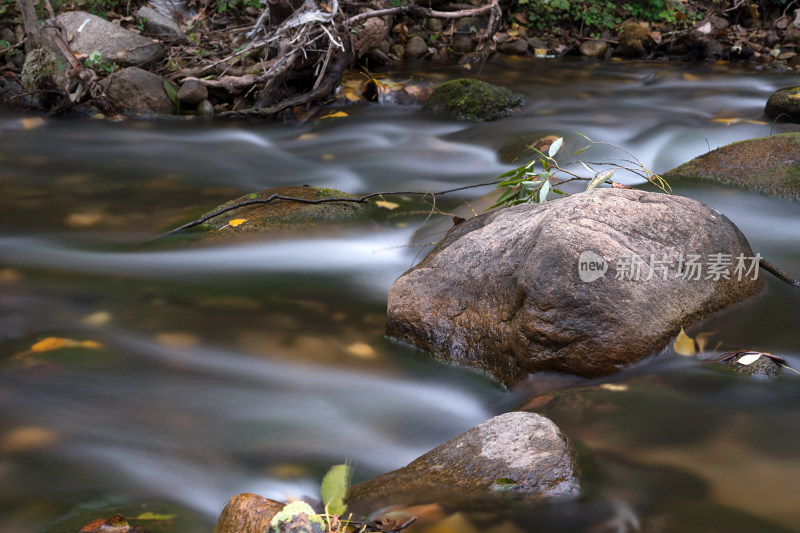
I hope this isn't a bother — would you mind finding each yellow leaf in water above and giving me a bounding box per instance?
[673,327,696,356]
[600,383,629,391]
[712,118,741,125]
[346,342,376,358]
[79,340,104,349]
[83,311,112,326]
[737,353,762,365]
[156,332,199,349]
[682,73,700,81]
[31,337,71,352]
[21,117,46,130]
[321,154,336,161]
[320,111,348,119]
[228,218,247,227]
[375,200,400,210]
[66,212,104,227]
[296,133,318,141]
[695,331,716,353]
[0,426,61,453]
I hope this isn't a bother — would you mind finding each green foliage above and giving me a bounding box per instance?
[85,50,118,73]
[520,0,695,32]
[268,501,325,533]
[214,0,260,14]
[491,134,671,209]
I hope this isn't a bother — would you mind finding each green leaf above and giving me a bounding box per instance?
[571,145,591,156]
[249,192,258,199]
[587,168,615,190]
[161,77,180,112]
[538,179,551,203]
[548,137,563,158]
[576,132,594,143]
[320,463,352,517]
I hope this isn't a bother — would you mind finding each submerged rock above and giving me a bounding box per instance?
[346,412,579,513]
[765,87,800,122]
[199,186,364,235]
[213,493,285,533]
[387,188,764,387]
[423,78,524,121]
[663,133,800,200]
[723,354,782,378]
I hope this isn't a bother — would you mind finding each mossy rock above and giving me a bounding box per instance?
[200,186,364,235]
[764,87,800,122]
[423,78,524,121]
[723,355,782,378]
[662,133,800,200]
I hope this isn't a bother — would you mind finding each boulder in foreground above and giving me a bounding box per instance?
[663,133,800,200]
[346,412,579,513]
[387,188,764,387]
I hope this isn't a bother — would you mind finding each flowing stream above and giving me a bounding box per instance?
[1,58,799,532]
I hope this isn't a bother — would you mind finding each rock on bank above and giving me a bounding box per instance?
[387,188,764,388]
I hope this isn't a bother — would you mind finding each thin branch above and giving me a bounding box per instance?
[347,0,498,26]
[760,258,800,288]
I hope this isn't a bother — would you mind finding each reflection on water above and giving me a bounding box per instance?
[1,59,799,532]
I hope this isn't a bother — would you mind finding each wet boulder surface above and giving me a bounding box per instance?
[346,412,579,513]
[387,188,764,388]
[663,133,800,200]
[423,78,524,121]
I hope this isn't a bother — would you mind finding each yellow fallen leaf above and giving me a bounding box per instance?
[228,218,247,227]
[83,311,112,326]
[375,200,400,210]
[296,133,318,141]
[737,353,763,365]
[682,73,700,81]
[79,340,104,349]
[321,153,336,161]
[156,332,199,349]
[0,426,61,453]
[31,337,71,352]
[673,327,696,356]
[0,268,23,282]
[712,118,741,125]
[21,117,46,130]
[600,383,629,391]
[695,331,716,353]
[346,342,376,358]
[319,111,348,119]
[66,212,104,227]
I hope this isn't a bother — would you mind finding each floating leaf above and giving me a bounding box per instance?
[136,512,176,520]
[695,331,716,353]
[346,342,376,358]
[737,353,763,365]
[229,218,247,227]
[297,133,318,141]
[548,137,563,158]
[31,337,71,352]
[600,383,629,391]
[21,117,46,130]
[320,463,352,517]
[375,200,400,210]
[320,111,348,119]
[673,328,696,356]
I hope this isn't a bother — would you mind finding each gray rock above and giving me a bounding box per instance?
[390,43,405,58]
[197,99,214,117]
[177,78,208,105]
[427,18,443,33]
[452,35,474,54]
[387,188,764,387]
[497,38,528,55]
[405,35,428,58]
[346,412,578,513]
[136,6,183,37]
[102,67,175,115]
[663,133,800,200]
[580,39,608,58]
[724,354,782,378]
[54,11,162,66]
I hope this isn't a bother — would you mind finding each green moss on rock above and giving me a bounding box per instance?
[423,78,524,121]
[765,87,800,122]
[663,133,800,200]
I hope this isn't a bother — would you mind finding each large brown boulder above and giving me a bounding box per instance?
[663,133,800,200]
[346,412,578,513]
[212,493,284,533]
[102,67,175,115]
[387,188,764,388]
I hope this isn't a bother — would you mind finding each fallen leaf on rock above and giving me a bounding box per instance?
[737,353,763,365]
[228,218,247,227]
[136,512,175,520]
[319,111,348,119]
[375,200,400,210]
[611,182,633,189]
[673,327,696,356]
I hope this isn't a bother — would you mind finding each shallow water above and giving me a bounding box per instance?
[0,58,799,532]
